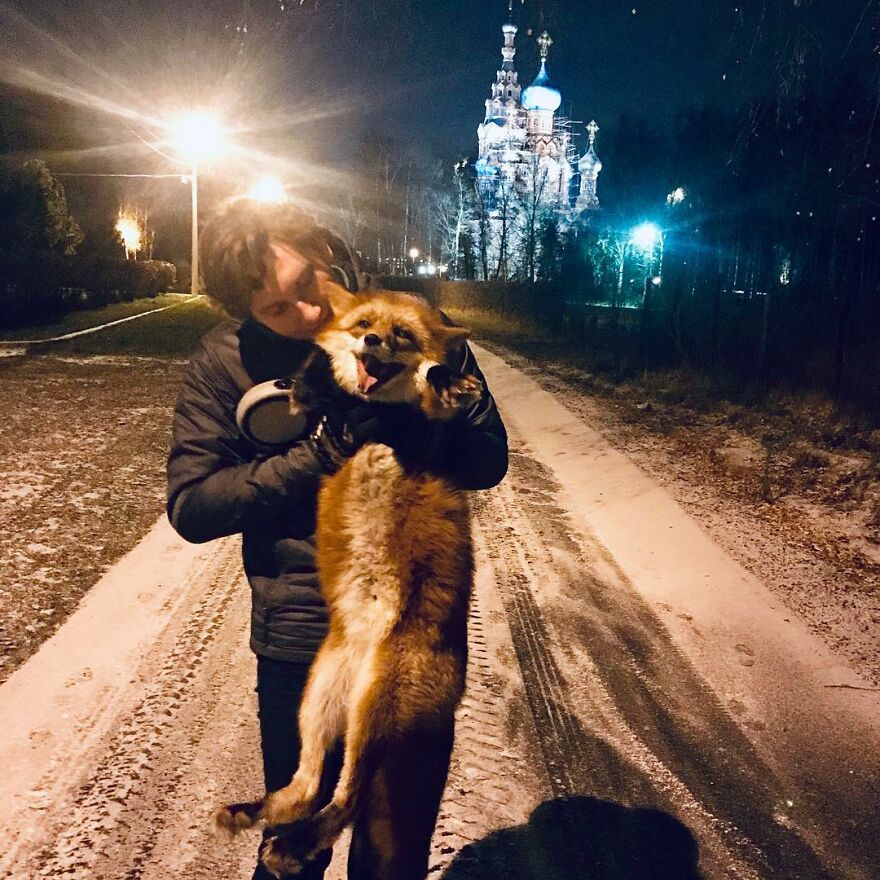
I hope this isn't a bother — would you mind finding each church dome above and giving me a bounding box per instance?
[521,62,562,112]
[579,145,602,175]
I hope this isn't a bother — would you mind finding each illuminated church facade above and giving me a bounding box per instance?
[473,11,602,275]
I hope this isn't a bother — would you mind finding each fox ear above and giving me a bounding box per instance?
[439,325,470,352]
[324,280,357,317]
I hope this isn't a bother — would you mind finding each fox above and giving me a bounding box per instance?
[216,286,482,878]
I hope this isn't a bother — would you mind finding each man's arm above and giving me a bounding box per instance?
[166,345,326,544]
[438,341,508,491]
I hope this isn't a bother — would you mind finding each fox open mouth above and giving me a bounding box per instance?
[356,353,405,394]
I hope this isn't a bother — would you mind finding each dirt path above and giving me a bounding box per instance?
[0,345,877,879]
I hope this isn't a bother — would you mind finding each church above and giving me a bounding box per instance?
[473,7,601,275]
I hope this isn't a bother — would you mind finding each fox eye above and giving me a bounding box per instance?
[393,325,413,341]
[357,318,372,329]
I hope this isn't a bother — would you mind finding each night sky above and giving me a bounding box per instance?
[0,0,868,164]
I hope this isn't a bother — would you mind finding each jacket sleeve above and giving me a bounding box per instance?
[438,341,509,491]
[166,345,325,544]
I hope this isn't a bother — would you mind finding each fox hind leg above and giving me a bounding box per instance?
[261,642,353,827]
[262,658,389,873]
[215,641,351,837]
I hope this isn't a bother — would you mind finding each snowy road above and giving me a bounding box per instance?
[1,345,878,879]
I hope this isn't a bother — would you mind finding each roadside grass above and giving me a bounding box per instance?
[0,292,198,342]
[44,295,225,359]
[449,305,880,454]
[0,296,226,682]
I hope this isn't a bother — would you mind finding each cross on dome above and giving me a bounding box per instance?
[537,31,553,61]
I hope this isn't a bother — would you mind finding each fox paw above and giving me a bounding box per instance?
[214,801,263,839]
[427,366,482,409]
[260,822,324,878]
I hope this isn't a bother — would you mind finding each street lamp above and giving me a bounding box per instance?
[169,111,229,295]
[246,175,286,204]
[629,222,662,254]
[115,212,142,260]
[630,222,665,282]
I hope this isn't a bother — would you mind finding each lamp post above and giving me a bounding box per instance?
[169,112,228,295]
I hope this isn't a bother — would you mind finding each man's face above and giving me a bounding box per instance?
[248,241,332,339]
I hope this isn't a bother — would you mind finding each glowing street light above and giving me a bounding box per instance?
[625,224,665,302]
[115,212,142,260]
[168,110,229,295]
[629,222,662,253]
[246,175,287,204]
[408,247,420,260]
[667,186,687,206]
[170,111,228,164]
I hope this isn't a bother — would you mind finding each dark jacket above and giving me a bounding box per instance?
[166,317,508,663]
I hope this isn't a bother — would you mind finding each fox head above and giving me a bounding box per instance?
[315,284,475,412]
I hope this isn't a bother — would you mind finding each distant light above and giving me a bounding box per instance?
[115,213,141,259]
[779,257,791,286]
[651,275,662,286]
[667,186,686,206]
[425,263,437,276]
[416,264,428,275]
[246,175,286,203]
[629,222,662,252]
[408,247,420,259]
[169,111,228,164]
[438,264,449,273]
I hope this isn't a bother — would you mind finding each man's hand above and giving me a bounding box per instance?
[307,401,382,473]
[307,399,454,476]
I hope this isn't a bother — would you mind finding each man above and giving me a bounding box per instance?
[166,199,508,879]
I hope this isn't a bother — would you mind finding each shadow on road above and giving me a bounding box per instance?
[440,795,702,880]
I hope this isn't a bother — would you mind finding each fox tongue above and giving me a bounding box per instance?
[356,357,380,393]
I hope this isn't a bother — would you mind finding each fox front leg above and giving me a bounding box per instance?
[422,363,483,414]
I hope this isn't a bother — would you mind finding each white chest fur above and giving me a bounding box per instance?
[328,444,407,644]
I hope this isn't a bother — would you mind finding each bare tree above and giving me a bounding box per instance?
[472,178,491,281]
[493,175,517,281]
[517,154,551,282]
[432,160,469,278]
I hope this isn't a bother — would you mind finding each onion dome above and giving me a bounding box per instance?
[521,61,562,112]
[579,145,602,175]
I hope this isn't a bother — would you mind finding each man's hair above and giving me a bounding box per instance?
[199,199,339,319]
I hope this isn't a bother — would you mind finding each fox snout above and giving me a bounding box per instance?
[361,332,404,358]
